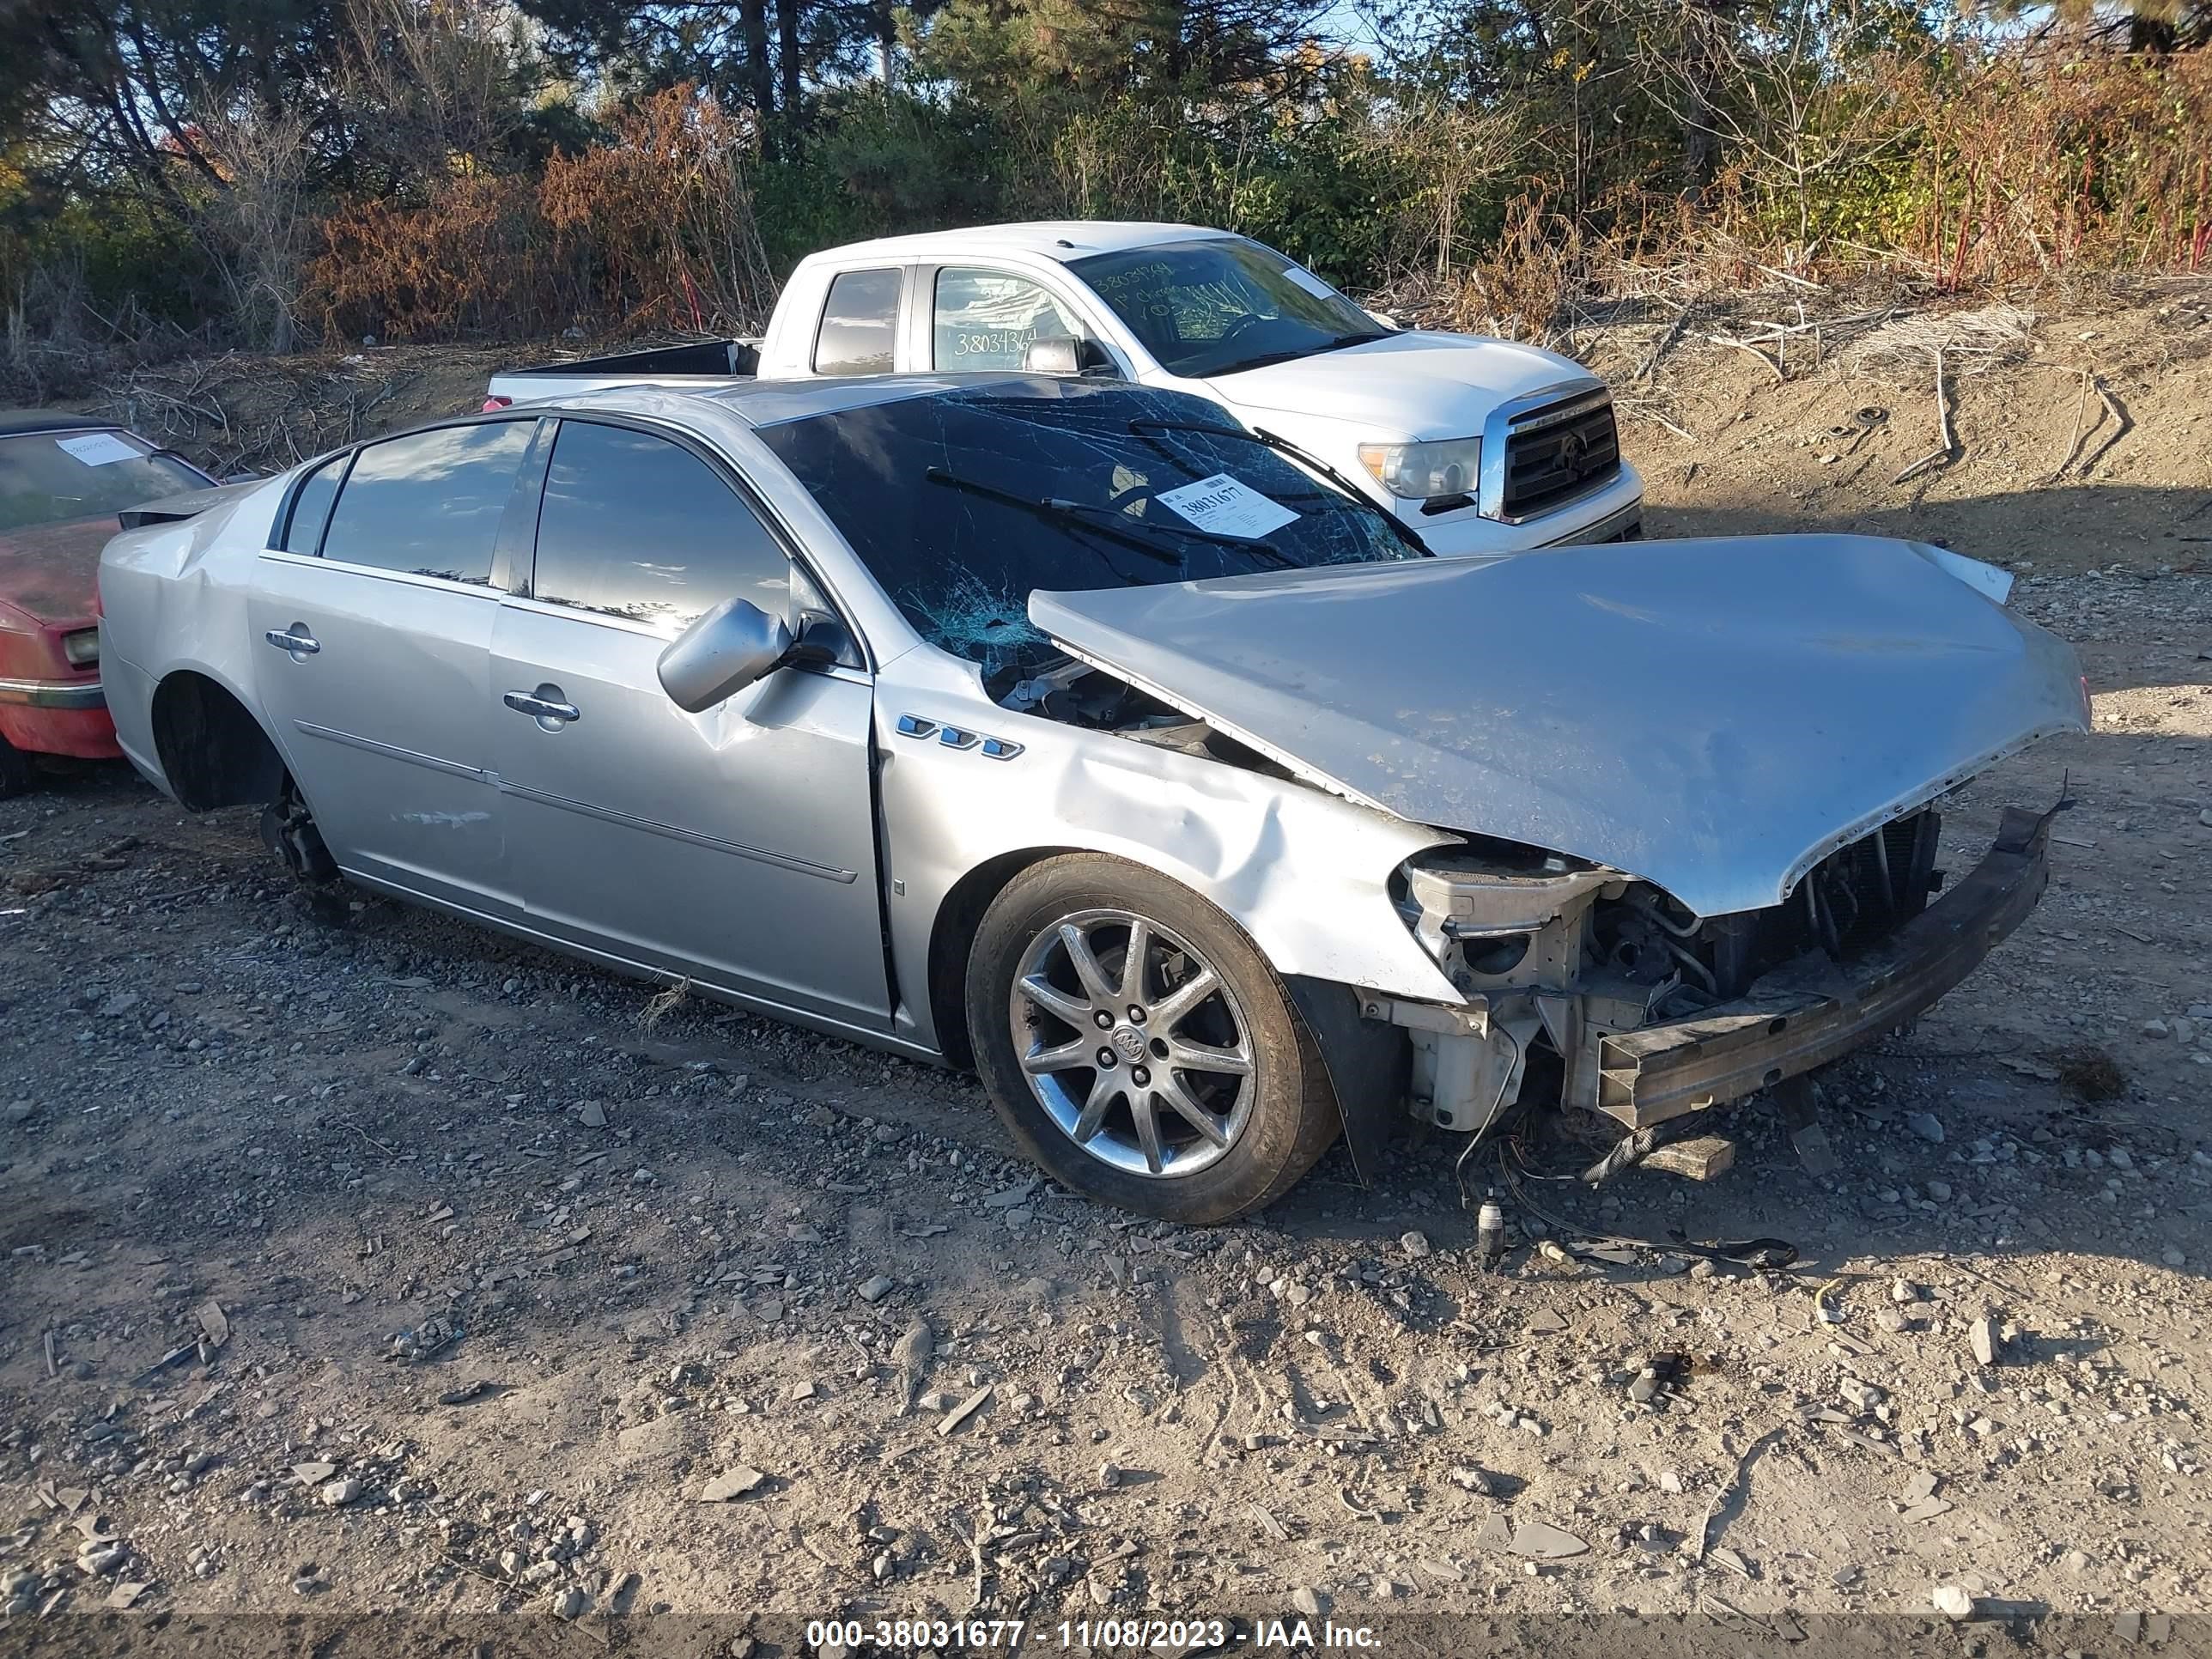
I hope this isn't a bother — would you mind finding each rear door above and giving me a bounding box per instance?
[249,417,540,914]
[489,416,890,1026]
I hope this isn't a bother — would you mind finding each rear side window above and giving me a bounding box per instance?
[813,269,900,376]
[529,421,788,636]
[319,421,533,584]
[280,454,345,554]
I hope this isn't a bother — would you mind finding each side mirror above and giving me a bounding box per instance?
[1022,336,1113,376]
[657,596,792,713]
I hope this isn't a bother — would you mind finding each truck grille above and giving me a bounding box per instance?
[1500,392,1620,518]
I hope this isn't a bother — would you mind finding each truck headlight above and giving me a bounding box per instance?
[63,628,99,667]
[1358,437,1482,501]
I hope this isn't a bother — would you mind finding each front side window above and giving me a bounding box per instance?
[932,268,1085,370]
[318,420,534,584]
[813,268,902,376]
[1068,240,1386,380]
[530,421,788,636]
[0,429,208,533]
[757,382,1417,690]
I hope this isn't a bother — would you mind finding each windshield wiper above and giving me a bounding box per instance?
[1127,418,1431,556]
[923,466,1293,570]
[1211,331,1390,377]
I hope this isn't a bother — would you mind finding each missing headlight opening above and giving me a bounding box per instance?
[1379,808,1954,1142]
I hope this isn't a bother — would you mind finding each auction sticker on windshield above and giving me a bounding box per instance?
[1155,473,1298,538]
[55,432,140,467]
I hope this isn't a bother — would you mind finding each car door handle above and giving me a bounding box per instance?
[264,626,319,656]
[504,689,580,725]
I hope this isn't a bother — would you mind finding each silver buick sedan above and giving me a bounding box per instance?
[98,375,2087,1223]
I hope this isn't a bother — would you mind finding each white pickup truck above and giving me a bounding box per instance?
[488,222,1644,556]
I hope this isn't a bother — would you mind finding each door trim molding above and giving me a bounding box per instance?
[295,719,483,781]
[494,777,859,884]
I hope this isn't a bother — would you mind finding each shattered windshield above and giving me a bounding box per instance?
[1067,240,1388,379]
[756,380,1419,686]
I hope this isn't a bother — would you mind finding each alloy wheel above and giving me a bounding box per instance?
[1008,907,1255,1178]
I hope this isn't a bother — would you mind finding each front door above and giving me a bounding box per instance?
[489,416,890,1027]
[248,418,538,913]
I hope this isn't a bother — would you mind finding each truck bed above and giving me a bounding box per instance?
[486,338,762,404]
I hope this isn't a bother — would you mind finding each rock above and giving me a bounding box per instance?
[1839,1377,1887,1412]
[1629,1370,1662,1406]
[548,1586,586,1620]
[578,1102,606,1128]
[1933,1584,1976,1620]
[2164,1248,2187,1267]
[1905,1112,1945,1144]
[1509,1520,1589,1559]
[1902,1470,1941,1504]
[1969,1317,1998,1367]
[1658,1471,1685,1495]
[936,1385,994,1437]
[1291,1586,1328,1618]
[106,1582,150,1609]
[291,1462,338,1486]
[892,1319,933,1415]
[697,1468,767,1503]
[857,1274,895,1304]
[1449,1466,1494,1495]
[1925,1179,1953,1201]
[1399,1231,1431,1260]
[1098,1462,1122,1488]
[319,1478,361,1507]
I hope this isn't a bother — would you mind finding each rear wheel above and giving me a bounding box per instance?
[967,854,1339,1224]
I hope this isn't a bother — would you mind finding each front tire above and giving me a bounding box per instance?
[0,733,32,799]
[966,854,1340,1224]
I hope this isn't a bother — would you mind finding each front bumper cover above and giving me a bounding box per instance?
[1595,802,2058,1128]
[0,673,105,710]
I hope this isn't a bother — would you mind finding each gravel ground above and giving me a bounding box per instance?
[3,309,2211,1656]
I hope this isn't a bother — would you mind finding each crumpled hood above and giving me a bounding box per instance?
[1206,331,1587,438]
[1030,535,2087,919]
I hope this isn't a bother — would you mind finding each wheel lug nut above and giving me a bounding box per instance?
[1131,1066,1150,1087]
[1093,1010,1114,1030]
[1127,1005,1147,1024]
[1096,1048,1116,1069]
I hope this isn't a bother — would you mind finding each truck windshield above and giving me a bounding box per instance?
[757,380,1419,686]
[1068,240,1389,380]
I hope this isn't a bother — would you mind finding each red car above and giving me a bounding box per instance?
[0,412,216,795]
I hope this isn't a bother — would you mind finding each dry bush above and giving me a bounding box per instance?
[304,86,775,343]
[191,102,317,353]
[539,90,776,333]
[311,173,544,342]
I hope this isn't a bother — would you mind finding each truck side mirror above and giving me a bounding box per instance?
[1023,336,1113,376]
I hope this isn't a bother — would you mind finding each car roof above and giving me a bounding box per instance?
[793,222,1233,268]
[0,410,127,439]
[550,372,1133,429]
